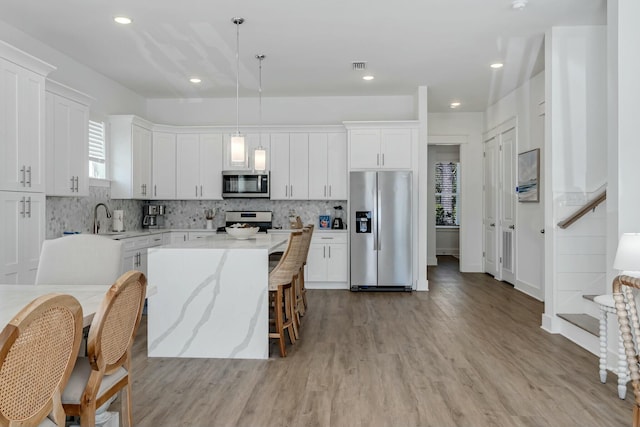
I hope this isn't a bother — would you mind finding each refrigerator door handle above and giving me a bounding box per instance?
[377,190,382,250]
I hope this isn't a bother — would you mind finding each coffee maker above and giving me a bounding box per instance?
[332,205,345,229]
[142,204,166,229]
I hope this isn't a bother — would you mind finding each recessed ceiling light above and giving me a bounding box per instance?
[512,0,528,10]
[114,16,132,25]
[189,77,202,84]
[450,102,461,108]
[490,62,504,69]
[362,75,374,81]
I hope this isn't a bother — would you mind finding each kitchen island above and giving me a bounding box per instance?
[146,233,288,359]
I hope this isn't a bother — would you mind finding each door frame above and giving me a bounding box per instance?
[483,118,518,283]
[427,136,467,270]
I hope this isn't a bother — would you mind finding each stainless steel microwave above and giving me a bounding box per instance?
[222,171,270,198]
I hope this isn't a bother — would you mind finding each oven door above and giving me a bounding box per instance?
[222,172,270,198]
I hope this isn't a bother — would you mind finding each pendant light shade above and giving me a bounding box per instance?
[231,17,246,166]
[254,53,267,172]
[254,147,266,171]
[231,134,245,164]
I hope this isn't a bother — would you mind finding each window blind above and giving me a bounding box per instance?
[88,120,106,179]
[435,162,459,226]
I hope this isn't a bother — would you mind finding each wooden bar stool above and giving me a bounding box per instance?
[299,225,314,313]
[269,231,303,357]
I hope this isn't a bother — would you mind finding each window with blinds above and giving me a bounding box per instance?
[435,162,460,226]
[88,120,106,179]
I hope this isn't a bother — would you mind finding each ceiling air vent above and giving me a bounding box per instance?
[352,61,367,71]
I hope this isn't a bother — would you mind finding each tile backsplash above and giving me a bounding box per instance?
[46,186,347,238]
[46,186,144,238]
[155,199,347,230]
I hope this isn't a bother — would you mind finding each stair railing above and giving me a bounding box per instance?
[557,190,606,229]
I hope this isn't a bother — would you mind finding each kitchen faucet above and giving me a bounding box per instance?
[93,203,112,234]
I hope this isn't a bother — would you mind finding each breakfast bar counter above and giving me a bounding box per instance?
[146,234,288,359]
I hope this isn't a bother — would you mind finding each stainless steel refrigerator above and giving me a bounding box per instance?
[350,171,413,291]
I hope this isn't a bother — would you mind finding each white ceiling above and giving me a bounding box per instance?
[0,0,605,112]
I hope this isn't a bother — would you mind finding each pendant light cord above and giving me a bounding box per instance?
[257,55,264,127]
[235,19,240,135]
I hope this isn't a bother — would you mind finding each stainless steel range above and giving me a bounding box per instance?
[217,211,273,233]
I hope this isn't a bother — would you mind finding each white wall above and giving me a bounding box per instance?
[605,0,640,372]
[612,0,640,257]
[0,20,146,119]
[147,95,417,126]
[548,28,608,194]
[485,72,546,300]
[427,113,484,272]
[543,26,607,341]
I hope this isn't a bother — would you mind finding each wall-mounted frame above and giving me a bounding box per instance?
[518,148,540,203]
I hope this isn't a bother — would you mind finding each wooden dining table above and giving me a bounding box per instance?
[0,283,156,328]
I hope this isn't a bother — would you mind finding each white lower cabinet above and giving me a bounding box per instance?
[120,234,164,277]
[0,192,45,284]
[306,232,348,289]
[163,231,188,244]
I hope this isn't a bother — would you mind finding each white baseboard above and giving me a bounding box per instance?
[460,263,483,273]
[427,257,438,266]
[416,278,429,291]
[306,282,349,290]
[540,314,599,356]
[515,279,543,301]
[541,313,559,333]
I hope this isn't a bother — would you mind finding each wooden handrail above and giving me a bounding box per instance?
[557,190,606,229]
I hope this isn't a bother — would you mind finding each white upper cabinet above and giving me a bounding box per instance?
[45,80,92,197]
[176,133,223,200]
[222,133,270,171]
[308,132,347,200]
[0,44,55,193]
[151,131,176,199]
[270,133,309,200]
[348,129,380,170]
[380,129,412,169]
[110,115,153,199]
[347,123,417,170]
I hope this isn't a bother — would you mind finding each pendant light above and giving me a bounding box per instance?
[254,54,267,172]
[230,17,246,166]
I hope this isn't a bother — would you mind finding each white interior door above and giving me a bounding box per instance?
[500,127,516,284]
[483,136,499,277]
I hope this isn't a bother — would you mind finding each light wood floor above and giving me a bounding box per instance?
[128,256,633,426]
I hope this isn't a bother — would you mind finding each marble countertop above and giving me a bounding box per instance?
[95,227,347,240]
[267,228,348,233]
[149,233,288,252]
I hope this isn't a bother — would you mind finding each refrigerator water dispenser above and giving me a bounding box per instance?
[355,211,372,233]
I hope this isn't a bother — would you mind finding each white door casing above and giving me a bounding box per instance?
[500,127,516,284]
[483,135,499,278]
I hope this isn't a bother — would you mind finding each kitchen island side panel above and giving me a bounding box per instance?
[147,247,269,359]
